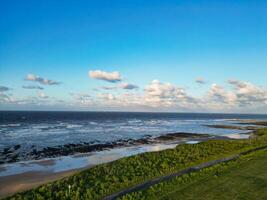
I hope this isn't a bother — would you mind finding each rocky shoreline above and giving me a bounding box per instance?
[204,124,259,131]
[204,120,267,131]
[2,120,266,165]
[238,120,267,126]
[0,132,213,165]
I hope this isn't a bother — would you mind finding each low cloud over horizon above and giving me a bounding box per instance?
[1,70,267,113]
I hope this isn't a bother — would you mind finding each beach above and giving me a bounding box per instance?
[1,111,267,198]
[0,137,215,198]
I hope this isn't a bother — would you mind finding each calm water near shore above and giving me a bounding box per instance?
[0,142,180,177]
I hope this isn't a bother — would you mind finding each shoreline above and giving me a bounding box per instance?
[0,118,257,165]
[0,121,264,199]
[5,127,267,200]
[0,135,228,198]
[0,131,219,165]
[0,143,178,198]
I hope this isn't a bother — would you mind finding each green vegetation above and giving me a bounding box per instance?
[120,149,267,200]
[6,129,267,200]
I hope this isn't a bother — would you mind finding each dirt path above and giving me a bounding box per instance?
[103,145,267,200]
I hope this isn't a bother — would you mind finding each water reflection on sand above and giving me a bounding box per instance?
[0,132,250,178]
[224,133,250,139]
[0,131,250,178]
[0,142,179,177]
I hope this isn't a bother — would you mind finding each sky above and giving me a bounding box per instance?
[0,0,267,113]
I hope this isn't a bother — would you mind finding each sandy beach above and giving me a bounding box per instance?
[0,137,215,198]
[0,169,79,198]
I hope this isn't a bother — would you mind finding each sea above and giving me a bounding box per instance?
[1,111,267,152]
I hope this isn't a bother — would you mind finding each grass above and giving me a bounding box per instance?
[120,149,267,200]
[169,150,267,200]
[5,128,267,200]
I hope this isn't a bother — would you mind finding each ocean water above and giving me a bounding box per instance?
[1,111,267,151]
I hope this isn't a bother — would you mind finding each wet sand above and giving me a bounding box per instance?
[0,137,219,199]
[0,132,212,165]
[0,142,181,198]
[0,169,79,198]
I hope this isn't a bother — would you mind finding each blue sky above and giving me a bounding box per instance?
[0,0,267,112]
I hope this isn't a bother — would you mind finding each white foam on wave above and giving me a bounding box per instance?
[127,119,143,124]
[0,123,21,127]
[66,124,83,129]
[0,116,256,153]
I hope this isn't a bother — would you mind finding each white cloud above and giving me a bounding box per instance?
[0,94,49,106]
[70,92,91,100]
[0,89,66,108]
[201,83,237,110]
[70,92,94,105]
[93,80,197,110]
[98,93,116,101]
[89,70,121,83]
[3,75,267,112]
[25,74,61,85]
[143,80,197,107]
[38,91,48,99]
[207,84,237,104]
[228,80,267,106]
[90,79,267,112]
[199,80,267,111]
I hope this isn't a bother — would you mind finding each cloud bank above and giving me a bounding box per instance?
[83,79,267,113]
[38,91,48,99]
[2,68,267,113]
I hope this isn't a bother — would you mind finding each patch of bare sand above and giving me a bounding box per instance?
[0,169,80,199]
